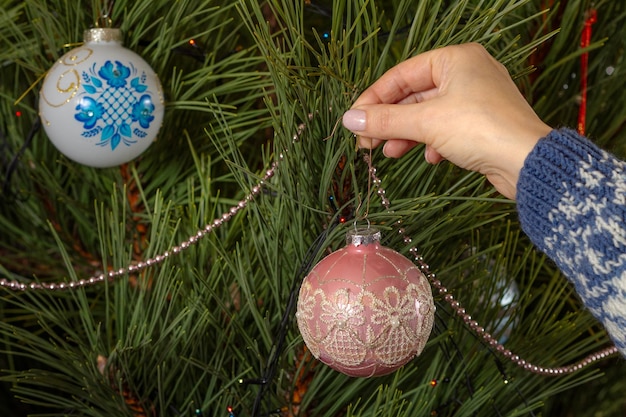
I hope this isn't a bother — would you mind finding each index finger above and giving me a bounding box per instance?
[352,48,440,107]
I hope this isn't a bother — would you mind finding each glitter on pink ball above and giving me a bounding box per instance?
[296,228,435,377]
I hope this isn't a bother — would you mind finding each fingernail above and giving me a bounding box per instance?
[424,147,433,164]
[342,109,366,132]
[382,141,390,157]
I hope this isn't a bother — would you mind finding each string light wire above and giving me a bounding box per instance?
[0,120,618,415]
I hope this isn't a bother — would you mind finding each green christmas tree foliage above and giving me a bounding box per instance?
[1,0,625,416]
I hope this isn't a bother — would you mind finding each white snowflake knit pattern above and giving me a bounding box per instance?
[544,149,626,352]
[517,128,626,356]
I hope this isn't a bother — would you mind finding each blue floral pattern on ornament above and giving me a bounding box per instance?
[74,60,156,151]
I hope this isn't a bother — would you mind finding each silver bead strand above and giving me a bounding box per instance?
[0,115,296,293]
[364,153,618,375]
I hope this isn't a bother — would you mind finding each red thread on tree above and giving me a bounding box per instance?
[578,9,597,135]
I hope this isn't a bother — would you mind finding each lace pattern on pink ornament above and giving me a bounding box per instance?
[0,119,617,375]
[362,153,618,376]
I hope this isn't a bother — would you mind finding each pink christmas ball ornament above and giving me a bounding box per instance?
[296,228,435,377]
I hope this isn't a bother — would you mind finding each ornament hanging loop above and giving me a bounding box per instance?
[95,0,114,28]
[353,218,371,235]
[353,148,375,225]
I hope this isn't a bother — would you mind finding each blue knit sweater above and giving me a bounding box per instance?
[517,128,626,356]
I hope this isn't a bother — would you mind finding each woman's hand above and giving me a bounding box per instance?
[342,43,551,200]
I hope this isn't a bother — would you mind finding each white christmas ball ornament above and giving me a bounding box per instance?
[39,28,164,167]
[296,228,435,377]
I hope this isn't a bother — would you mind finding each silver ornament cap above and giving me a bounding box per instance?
[346,227,381,246]
[83,28,122,43]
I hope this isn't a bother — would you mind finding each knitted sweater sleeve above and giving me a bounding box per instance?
[517,127,626,356]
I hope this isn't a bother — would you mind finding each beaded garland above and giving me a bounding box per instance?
[364,154,618,375]
[0,121,617,375]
